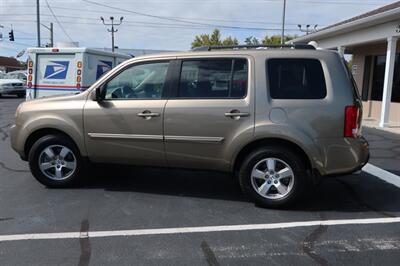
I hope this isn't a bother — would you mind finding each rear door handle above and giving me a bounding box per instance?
[137,110,160,119]
[225,110,250,119]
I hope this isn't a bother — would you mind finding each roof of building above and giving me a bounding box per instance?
[292,1,400,43]
[0,56,24,69]
[325,1,400,30]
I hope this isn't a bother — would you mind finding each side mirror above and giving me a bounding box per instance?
[95,86,104,101]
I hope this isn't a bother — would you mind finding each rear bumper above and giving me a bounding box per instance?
[314,136,370,176]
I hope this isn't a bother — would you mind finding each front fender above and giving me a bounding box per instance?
[18,114,86,157]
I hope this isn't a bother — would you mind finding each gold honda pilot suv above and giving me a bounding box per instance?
[11,44,369,208]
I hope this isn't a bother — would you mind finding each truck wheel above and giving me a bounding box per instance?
[238,146,308,208]
[28,135,83,187]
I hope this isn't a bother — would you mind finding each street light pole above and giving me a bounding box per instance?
[36,0,41,47]
[297,24,318,35]
[280,0,286,44]
[101,16,124,52]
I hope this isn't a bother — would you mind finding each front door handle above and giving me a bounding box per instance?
[225,110,250,119]
[137,110,160,119]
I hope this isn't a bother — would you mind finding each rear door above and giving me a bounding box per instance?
[164,57,254,171]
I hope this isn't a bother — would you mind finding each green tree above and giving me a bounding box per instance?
[191,29,238,48]
[222,36,239,46]
[261,34,297,45]
[244,36,260,45]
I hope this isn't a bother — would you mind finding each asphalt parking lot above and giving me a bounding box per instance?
[1,97,400,265]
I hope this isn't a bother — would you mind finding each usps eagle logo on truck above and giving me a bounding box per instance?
[44,61,69,79]
[96,60,113,79]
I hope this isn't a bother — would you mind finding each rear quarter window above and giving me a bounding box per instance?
[267,58,327,99]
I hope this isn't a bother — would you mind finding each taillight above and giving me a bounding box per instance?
[344,106,359,138]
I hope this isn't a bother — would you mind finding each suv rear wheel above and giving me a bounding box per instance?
[238,146,308,208]
[28,135,83,187]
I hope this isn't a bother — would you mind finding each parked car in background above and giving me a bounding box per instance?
[5,70,27,83]
[0,71,26,98]
[11,44,370,208]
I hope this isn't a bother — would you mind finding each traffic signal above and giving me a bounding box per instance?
[9,30,14,41]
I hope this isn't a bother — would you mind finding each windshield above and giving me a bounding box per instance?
[5,72,27,81]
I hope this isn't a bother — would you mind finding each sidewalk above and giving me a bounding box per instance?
[363,118,400,134]
[362,119,400,175]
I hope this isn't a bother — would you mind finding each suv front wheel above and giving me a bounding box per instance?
[28,135,83,187]
[238,146,308,208]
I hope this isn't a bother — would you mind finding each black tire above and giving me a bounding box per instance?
[17,93,25,98]
[28,134,83,187]
[238,146,309,208]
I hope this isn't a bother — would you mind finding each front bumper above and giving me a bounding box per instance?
[10,124,26,160]
[0,86,26,94]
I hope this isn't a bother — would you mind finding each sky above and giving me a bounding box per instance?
[0,0,395,60]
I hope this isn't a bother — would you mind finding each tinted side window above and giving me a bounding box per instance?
[267,59,326,99]
[178,59,247,98]
[104,61,169,100]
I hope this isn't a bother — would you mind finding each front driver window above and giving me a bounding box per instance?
[104,61,170,100]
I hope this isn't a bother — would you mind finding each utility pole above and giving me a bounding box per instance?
[101,16,123,52]
[36,0,41,47]
[41,22,54,47]
[50,22,53,47]
[0,25,3,40]
[280,0,286,44]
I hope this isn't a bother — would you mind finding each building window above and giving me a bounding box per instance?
[370,54,400,103]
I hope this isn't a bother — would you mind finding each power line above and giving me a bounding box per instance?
[0,12,326,27]
[1,39,35,47]
[45,0,74,42]
[81,0,277,29]
[37,0,392,5]
[0,18,280,31]
[2,19,303,32]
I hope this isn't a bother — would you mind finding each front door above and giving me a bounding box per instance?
[84,60,171,166]
[164,57,253,171]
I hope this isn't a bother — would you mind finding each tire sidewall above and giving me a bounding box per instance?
[239,146,307,208]
[28,135,82,187]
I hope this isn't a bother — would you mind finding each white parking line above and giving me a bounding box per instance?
[363,163,400,188]
[1,217,400,242]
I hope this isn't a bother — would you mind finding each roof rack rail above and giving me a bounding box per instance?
[192,43,315,51]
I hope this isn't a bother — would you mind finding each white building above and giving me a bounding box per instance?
[292,1,400,127]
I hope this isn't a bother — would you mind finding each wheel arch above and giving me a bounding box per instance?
[232,137,313,174]
[24,128,82,159]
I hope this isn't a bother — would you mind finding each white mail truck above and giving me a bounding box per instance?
[26,47,130,100]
